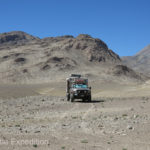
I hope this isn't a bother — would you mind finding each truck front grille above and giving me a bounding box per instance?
[77,90,87,94]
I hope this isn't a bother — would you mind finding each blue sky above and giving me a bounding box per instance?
[0,0,150,56]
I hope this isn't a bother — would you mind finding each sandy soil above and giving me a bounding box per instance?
[0,81,150,150]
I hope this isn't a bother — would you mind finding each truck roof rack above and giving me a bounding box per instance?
[70,74,81,78]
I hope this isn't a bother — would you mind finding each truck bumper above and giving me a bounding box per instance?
[74,94,90,99]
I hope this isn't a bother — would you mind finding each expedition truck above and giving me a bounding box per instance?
[66,74,91,102]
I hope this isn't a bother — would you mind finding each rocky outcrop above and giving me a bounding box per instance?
[0,31,39,46]
[110,65,149,81]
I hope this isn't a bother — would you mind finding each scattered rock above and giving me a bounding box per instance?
[34,131,41,133]
[15,57,26,63]
[42,64,50,70]
[127,125,134,130]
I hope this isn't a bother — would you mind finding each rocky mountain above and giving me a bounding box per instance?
[122,45,150,75]
[0,31,39,46]
[0,31,147,83]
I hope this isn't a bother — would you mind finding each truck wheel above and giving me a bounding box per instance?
[82,98,86,102]
[70,94,74,102]
[88,95,91,102]
[67,94,70,101]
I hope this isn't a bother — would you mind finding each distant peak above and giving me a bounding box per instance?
[76,34,92,39]
[1,31,31,36]
[0,31,39,44]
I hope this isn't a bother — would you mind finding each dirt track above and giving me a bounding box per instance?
[0,91,150,150]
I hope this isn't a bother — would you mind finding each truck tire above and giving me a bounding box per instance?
[82,98,86,102]
[88,95,91,102]
[67,94,70,101]
[70,94,74,102]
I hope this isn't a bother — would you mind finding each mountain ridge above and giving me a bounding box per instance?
[0,31,147,83]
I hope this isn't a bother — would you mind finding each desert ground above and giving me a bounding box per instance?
[0,80,150,150]
[0,31,150,150]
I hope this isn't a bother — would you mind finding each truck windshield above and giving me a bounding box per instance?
[73,84,87,88]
